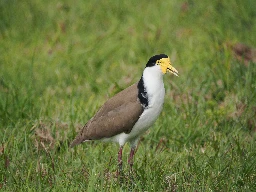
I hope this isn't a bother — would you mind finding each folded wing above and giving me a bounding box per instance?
[70,83,143,147]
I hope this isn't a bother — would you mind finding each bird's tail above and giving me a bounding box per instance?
[70,121,92,148]
[70,135,84,148]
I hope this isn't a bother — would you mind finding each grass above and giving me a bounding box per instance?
[1,0,256,191]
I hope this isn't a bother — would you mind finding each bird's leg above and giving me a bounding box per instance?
[117,146,123,175]
[128,147,136,172]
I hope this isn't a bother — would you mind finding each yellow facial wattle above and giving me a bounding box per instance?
[156,57,179,76]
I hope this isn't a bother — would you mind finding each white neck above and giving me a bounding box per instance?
[142,65,165,107]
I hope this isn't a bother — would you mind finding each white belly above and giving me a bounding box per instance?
[110,85,165,146]
[129,98,164,137]
[104,65,166,146]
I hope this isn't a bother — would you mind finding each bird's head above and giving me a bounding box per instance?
[146,54,178,76]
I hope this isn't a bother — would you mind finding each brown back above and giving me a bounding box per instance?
[70,83,143,147]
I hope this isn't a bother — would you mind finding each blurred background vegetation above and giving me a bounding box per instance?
[0,0,256,191]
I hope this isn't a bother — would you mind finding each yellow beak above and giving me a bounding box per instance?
[158,57,179,76]
[167,64,179,76]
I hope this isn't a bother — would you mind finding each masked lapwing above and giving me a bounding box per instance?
[70,54,178,173]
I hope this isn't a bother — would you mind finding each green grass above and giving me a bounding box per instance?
[1,0,256,191]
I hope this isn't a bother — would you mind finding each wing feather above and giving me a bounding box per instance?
[70,83,143,147]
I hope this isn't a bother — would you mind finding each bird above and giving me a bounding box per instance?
[70,54,178,173]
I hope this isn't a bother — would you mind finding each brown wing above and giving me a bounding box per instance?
[70,83,143,147]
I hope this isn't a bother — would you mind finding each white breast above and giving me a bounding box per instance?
[110,65,165,146]
[129,66,165,135]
